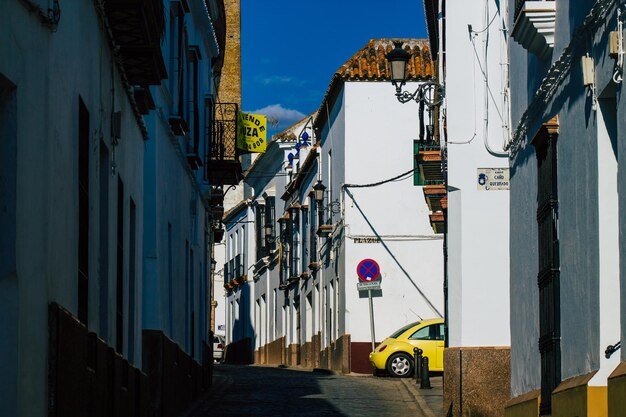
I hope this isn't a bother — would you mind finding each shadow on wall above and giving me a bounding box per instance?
[225,283,255,364]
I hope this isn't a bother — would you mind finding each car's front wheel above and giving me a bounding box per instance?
[386,352,413,377]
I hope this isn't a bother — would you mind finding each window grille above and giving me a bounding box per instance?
[256,204,267,260]
[309,199,317,261]
[265,197,276,251]
[533,123,561,415]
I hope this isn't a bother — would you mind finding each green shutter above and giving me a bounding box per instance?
[413,140,423,186]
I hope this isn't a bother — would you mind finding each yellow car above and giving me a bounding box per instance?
[369,318,445,377]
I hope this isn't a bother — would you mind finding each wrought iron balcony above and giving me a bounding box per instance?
[104,0,167,85]
[204,101,243,185]
[415,142,444,185]
[429,212,445,234]
[223,256,246,290]
[423,184,446,212]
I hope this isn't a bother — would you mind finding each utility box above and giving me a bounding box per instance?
[582,56,594,86]
[609,31,620,57]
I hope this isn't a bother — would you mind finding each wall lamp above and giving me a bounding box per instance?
[385,41,444,108]
[313,180,326,205]
[312,180,340,215]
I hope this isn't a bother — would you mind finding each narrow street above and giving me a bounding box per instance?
[188,365,429,417]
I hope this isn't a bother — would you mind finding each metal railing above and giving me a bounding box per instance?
[206,102,238,163]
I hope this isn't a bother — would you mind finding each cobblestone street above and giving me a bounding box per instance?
[187,365,430,417]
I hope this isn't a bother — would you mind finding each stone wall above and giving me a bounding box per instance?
[444,347,511,417]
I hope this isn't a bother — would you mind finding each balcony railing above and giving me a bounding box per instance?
[429,212,445,234]
[224,255,247,290]
[423,184,446,212]
[415,143,444,185]
[204,101,242,185]
[103,0,167,85]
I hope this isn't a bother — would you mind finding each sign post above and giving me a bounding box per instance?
[368,289,375,352]
[357,259,381,352]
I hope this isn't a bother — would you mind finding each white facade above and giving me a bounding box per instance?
[223,126,297,362]
[0,2,146,415]
[443,0,511,348]
[335,82,444,340]
[0,1,228,415]
[142,0,220,361]
[420,1,513,413]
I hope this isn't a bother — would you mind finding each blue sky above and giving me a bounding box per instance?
[241,0,427,134]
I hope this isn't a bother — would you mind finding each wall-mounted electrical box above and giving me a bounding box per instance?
[610,31,619,57]
[582,56,594,86]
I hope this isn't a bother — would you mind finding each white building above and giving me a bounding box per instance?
[142,0,230,374]
[0,1,236,415]
[423,0,512,414]
[224,39,444,373]
[506,1,626,416]
[222,115,309,363]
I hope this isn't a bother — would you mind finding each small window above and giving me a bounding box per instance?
[409,325,434,340]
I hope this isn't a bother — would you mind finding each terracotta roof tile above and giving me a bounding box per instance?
[315,38,433,129]
[335,38,433,81]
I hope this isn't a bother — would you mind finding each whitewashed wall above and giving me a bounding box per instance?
[0,2,146,415]
[342,82,444,342]
[445,0,511,348]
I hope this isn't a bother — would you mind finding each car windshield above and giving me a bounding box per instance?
[388,321,420,339]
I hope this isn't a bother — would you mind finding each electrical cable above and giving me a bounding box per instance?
[480,0,509,157]
[343,167,417,189]
[469,10,498,34]
[343,188,443,318]
[469,34,504,123]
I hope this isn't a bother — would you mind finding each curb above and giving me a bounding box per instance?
[400,378,438,417]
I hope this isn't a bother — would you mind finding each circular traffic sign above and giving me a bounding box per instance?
[357,259,381,282]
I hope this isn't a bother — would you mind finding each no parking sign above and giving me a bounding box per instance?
[356,258,381,352]
[356,258,381,282]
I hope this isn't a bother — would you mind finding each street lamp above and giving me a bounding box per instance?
[386,41,410,91]
[313,180,326,205]
[385,41,444,108]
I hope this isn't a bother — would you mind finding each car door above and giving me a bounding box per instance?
[406,324,439,369]
[434,323,445,371]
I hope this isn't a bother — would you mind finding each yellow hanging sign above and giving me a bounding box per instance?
[237,112,267,153]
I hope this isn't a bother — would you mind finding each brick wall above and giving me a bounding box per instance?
[219,0,241,107]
